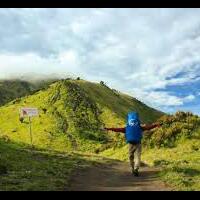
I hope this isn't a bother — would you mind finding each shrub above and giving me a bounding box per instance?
[100,81,105,85]
[143,111,200,148]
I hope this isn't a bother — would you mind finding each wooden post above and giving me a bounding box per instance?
[29,117,33,147]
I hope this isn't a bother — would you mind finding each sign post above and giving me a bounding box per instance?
[20,108,39,148]
[29,117,33,147]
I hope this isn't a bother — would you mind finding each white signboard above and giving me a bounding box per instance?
[20,108,39,117]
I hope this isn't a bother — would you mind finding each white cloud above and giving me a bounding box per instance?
[0,8,199,112]
[184,95,195,102]
[0,52,75,78]
[128,89,196,112]
[129,89,183,107]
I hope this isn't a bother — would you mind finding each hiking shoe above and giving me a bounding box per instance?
[132,169,139,177]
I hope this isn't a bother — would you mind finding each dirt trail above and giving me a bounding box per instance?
[67,160,172,191]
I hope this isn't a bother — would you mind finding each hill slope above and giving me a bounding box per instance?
[2,79,200,191]
[0,80,32,106]
[0,79,58,106]
[0,79,163,153]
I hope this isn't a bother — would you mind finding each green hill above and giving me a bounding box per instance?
[0,79,163,153]
[0,79,58,106]
[1,78,200,191]
[0,80,33,106]
[0,78,164,190]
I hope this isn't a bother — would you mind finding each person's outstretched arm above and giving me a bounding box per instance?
[104,127,126,133]
[141,122,161,131]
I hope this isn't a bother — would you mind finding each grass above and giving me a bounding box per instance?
[0,80,32,106]
[101,122,200,191]
[142,138,200,191]
[101,139,200,191]
[76,80,163,124]
[0,79,57,106]
[0,79,163,154]
[0,138,109,191]
[2,79,200,191]
[0,78,164,190]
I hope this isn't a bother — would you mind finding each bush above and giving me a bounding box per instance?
[143,111,200,148]
[100,81,105,85]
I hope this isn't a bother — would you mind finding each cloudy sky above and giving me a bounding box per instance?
[1,8,200,114]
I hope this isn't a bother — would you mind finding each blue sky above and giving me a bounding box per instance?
[0,8,200,115]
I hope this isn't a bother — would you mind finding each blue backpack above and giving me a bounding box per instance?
[125,112,142,144]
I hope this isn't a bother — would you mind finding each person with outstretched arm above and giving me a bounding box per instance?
[103,112,161,177]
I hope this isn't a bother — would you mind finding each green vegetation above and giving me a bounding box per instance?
[0,138,109,191]
[143,138,200,191]
[0,79,163,154]
[102,111,200,191]
[0,79,163,190]
[0,80,32,106]
[76,80,163,124]
[0,79,58,106]
[143,111,200,191]
[4,78,200,191]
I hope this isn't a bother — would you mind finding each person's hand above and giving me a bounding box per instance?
[100,127,107,132]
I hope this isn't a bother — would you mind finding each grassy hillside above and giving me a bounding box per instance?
[102,111,200,191]
[1,78,200,191]
[76,80,163,124]
[0,78,164,190]
[0,79,58,106]
[0,80,32,106]
[0,79,163,153]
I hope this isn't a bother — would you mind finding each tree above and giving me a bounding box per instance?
[100,81,105,85]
